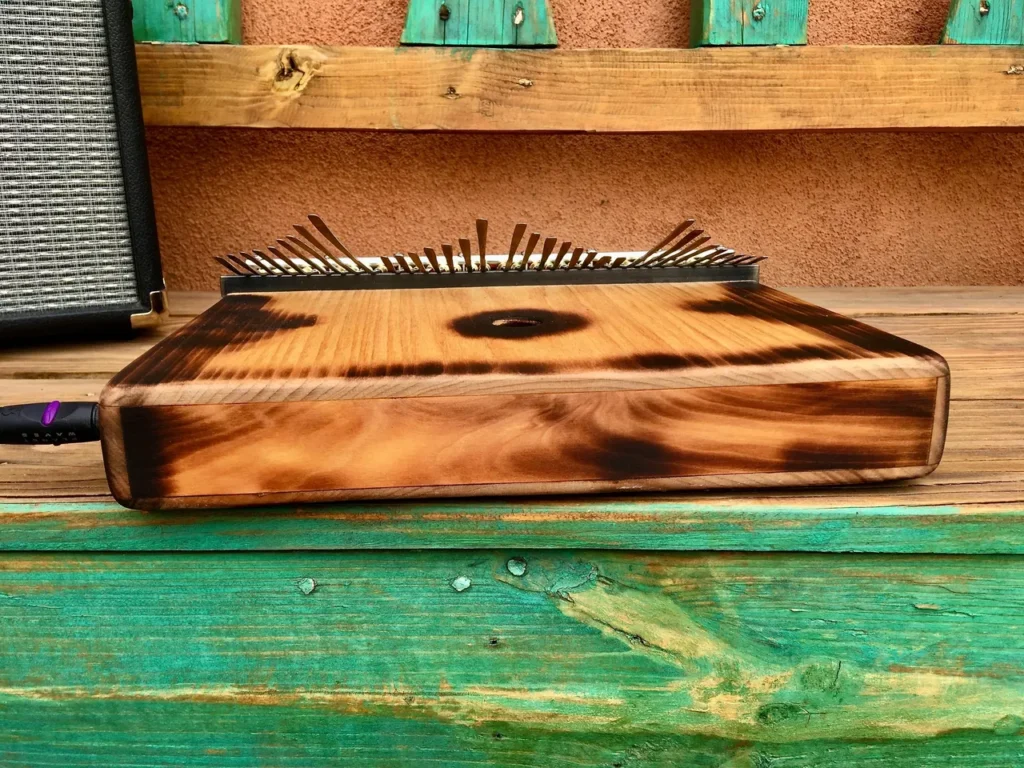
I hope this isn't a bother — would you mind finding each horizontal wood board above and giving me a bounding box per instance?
[135,44,1024,132]
[0,288,1020,553]
[2,551,1023,765]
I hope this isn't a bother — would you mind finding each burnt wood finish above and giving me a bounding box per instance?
[99,283,949,509]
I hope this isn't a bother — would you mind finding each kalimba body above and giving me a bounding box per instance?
[99,274,949,510]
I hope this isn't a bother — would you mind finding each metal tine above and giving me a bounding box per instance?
[552,241,572,270]
[287,235,347,275]
[375,253,396,273]
[610,256,626,269]
[405,252,423,273]
[593,256,612,269]
[647,229,706,267]
[691,247,730,266]
[717,251,750,265]
[225,253,260,275]
[504,223,527,272]
[252,249,287,274]
[308,214,372,274]
[214,256,246,276]
[441,243,456,273]
[423,247,442,273]
[518,232,540,271]
[414,251,435,272]
[662,235,712,266]
[242,252,272,275]
[567,246,585,269]
[278,239,329,275]
[476,219,488,272]
[537,236,558,271]
[634,219,695,266]
[677,246,719,267]
[294,227,357,274]
[580,250,599,269]
[734,254,767,266]
[708,249,738,265]
[458,238,473,274]
[268,245,308,274]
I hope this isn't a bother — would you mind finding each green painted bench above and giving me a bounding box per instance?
[2,288,1022,766]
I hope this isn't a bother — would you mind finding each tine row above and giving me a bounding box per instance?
[214,215,767,276]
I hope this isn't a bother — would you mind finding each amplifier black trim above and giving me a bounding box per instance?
[0,0,164,341]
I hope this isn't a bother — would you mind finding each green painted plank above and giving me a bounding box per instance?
[466,0,506,46]
[192,0,242,43]
[1,551,1022,765]
[133,0,241,43]
[691,0,807,46]
[2,500,1024,553]
[508,0,557,47]
[402,0,468,45]
[402,0,555,46]
[943,0,1024,44]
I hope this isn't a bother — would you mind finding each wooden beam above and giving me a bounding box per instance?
[136,44,1024,132]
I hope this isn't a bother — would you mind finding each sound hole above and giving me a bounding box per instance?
[492,317,541,328]
[450,308,589,339]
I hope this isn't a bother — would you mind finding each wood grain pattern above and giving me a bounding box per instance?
[135,44,1024,131]
[2,551,1022,765]
[108,378,939,509]
[95,283,947,508]
[103,283,946,405]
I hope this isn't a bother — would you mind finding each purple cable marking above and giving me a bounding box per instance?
[42,400,60,426]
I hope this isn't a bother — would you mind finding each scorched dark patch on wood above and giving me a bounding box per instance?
[110,295,317,386]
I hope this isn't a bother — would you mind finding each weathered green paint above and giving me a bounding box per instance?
[401,0,557,47]
[942,0,1024,44]
[691,0,808,46]
[1,500,1023,553]
[133,0,242,44]
[1,551,1021,765]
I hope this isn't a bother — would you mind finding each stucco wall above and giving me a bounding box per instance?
[148,0,1024,288]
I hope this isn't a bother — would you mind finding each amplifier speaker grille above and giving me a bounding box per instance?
[0,0,140,318]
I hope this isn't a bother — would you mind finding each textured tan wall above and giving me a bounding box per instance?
[149,0,1024,289]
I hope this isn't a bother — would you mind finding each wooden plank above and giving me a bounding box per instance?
[943,0,1024,45]
[691,0,808,46]
[786,287,1024,316]
[2,551,1022,765]
[135,44,1024,132]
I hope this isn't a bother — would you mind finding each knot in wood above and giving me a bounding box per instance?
[979,0,991,15]
[439,3,450,20]
[752,1,766,22]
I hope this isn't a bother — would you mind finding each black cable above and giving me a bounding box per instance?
[0,401,100,445]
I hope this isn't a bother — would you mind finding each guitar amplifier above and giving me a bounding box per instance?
[0,0,164,339]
